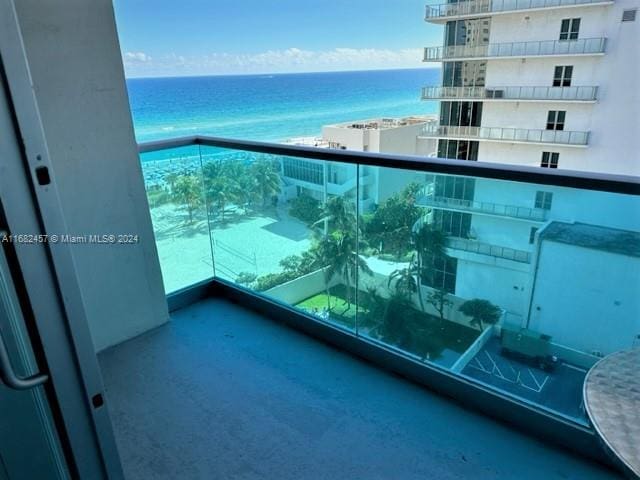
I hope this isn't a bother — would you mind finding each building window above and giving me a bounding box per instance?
[553,66,573,87]
[282,158,324,185]
[423,254,458,294]
[541,152,559,168]
[535,191,553,210]
[433,209,472,238]
[437,139,479,161]
[546,111,566,131]
[559,18,580,40]
[445,18,491,47]
[529,227,539,244]
[443,61,486,87]
[440,101,483,127]
[433,175,476,200]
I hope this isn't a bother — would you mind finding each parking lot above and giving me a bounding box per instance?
[462,337,588,422]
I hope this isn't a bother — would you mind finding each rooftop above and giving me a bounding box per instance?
[542,222,640,258]
[327,115,437,131]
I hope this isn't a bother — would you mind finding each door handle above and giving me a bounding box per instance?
[0,229,48,390]
[0,328,48,389]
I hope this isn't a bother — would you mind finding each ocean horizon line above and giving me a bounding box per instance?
[125,65,441,82]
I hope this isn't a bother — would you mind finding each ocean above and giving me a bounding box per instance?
[127,68,440,145]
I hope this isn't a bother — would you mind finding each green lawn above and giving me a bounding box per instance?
[296,284,480,362]
[296,285,366,330]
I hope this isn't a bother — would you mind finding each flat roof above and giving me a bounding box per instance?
[327,115,437,130]
[541,221,640,258]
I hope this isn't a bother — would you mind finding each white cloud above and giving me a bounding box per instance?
[123,51,152,64]
[122,47,433,78]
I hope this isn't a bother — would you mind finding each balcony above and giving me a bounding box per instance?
[425,0,614,23]
[99,297,619,480]
[421,85,599,102]
[447,237,533,263]
[420,124,590,146]
[418,194,548,221]
[135,135,640,478]
[423,38,607,61]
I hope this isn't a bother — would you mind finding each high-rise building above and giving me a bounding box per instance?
[421,0,639,175]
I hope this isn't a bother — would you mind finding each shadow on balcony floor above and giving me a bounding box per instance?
[98,298,620,480]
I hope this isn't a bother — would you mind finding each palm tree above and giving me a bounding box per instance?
[313,196,356,234]
[165,172,180,192]
[458,299,502,331]
[413,222,448,311]
[203,160,247,221]
[252,159,281,207]
[388,253,419,298]
[172,175,203,224]
[313,230,373,312]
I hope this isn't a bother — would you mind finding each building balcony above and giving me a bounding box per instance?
[420,124,590,146]
[423,38,606,61]
[135,135,640,479]
[418,194,548,221]
[421,85,599,103]
[425,0,614,23]
[447,237,533,263]
[100,296,617,479]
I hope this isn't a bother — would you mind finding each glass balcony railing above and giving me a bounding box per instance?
[418,193,548,221]
[423,38,607,61]
[139,135,640,433]
[447,237,532,263]
[425,0,613,21]
[420,124,590,145]
[421,85,598,102]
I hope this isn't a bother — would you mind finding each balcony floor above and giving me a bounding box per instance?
[98,298,620,480]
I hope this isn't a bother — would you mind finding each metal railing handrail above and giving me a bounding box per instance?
[419,194,548,221]
[421,85,599,101]
[420,124,590,146]
[138,135,640,195]
[425,0,613,19]
[423,37,607,61]
[447,238,532,263]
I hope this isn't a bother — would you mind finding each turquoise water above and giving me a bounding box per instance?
[127,68,440,145]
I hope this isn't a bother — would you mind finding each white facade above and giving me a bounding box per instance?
[422,0,640,174]
[281,117,438,210]
[409,0,640,356]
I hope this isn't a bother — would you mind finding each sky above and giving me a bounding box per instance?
[113,0,443,77]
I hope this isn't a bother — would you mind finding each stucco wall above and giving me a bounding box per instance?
[14,0,169,351]
[529,240,640,354]
[478,1,640,175]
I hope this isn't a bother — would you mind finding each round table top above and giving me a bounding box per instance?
[584,348,640,478]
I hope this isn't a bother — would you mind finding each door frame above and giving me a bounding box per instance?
[0,1,123,478]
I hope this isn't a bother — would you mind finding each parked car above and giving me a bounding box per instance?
[500,325,559,371]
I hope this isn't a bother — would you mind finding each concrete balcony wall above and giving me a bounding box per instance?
[14,0,168,351]
[529,240,640,355]
[488,6,610,45]
[484,57,603,87]
[481,101,595,133]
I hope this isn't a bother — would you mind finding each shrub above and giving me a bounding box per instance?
[289,194,322,224]
[235,272,257,287]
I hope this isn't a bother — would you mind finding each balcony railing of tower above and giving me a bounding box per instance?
[420,124,590,146]
[425,0,613,20]
[423,38,607,61]
[417,193,549,221]
[421,85,599,102]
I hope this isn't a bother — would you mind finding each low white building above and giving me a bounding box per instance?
[280,116,438,211]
